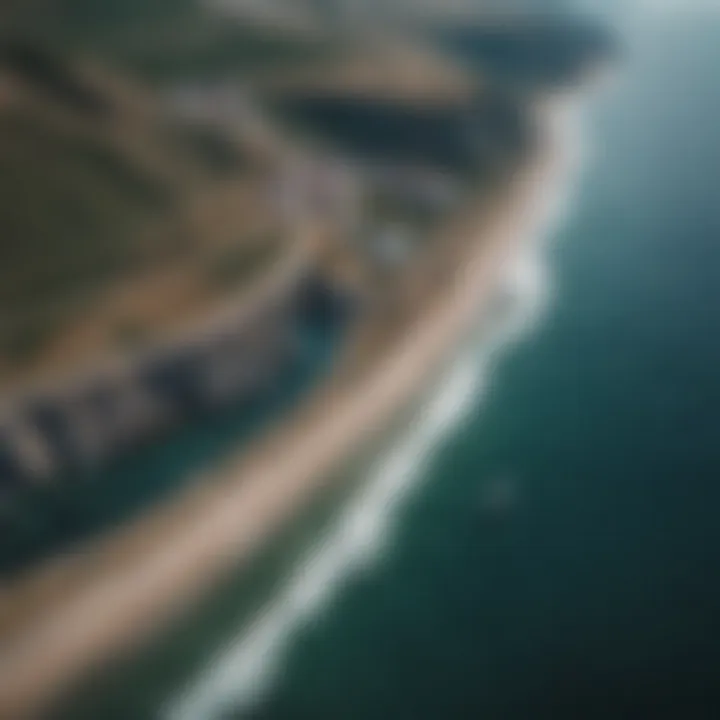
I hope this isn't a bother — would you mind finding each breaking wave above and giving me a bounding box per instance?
[166,101,587,720]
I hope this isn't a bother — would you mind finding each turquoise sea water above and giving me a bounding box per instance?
[59,9,720,719]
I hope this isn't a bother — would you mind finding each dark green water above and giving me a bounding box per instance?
[237,14,720,720]
[56,10,720,719]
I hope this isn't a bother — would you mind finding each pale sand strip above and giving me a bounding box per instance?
[0,99,570,719]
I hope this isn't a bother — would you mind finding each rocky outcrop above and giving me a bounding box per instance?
[0,274,354,496]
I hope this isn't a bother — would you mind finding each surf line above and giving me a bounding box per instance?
[166,102,587,720]
[166,253,549,720]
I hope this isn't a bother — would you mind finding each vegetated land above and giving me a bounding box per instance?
[0,0,615,389]
[0,42,295,388]
[0,0,465,391]
[0,0,339,82]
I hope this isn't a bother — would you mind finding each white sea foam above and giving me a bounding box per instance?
[166,103,588,720]
[165,267,550,720]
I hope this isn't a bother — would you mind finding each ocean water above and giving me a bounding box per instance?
[62,9,720,719]
[166,12,720,720]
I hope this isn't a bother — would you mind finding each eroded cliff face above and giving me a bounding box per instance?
[0,272,353,491]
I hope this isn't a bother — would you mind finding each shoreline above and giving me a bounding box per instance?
[0,94,580,719]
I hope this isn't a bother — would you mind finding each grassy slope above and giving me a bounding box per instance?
[0,0,614,386]
[1,0,337,82]
[0,41,279,380]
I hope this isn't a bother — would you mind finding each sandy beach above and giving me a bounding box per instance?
[0,96,576,719]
